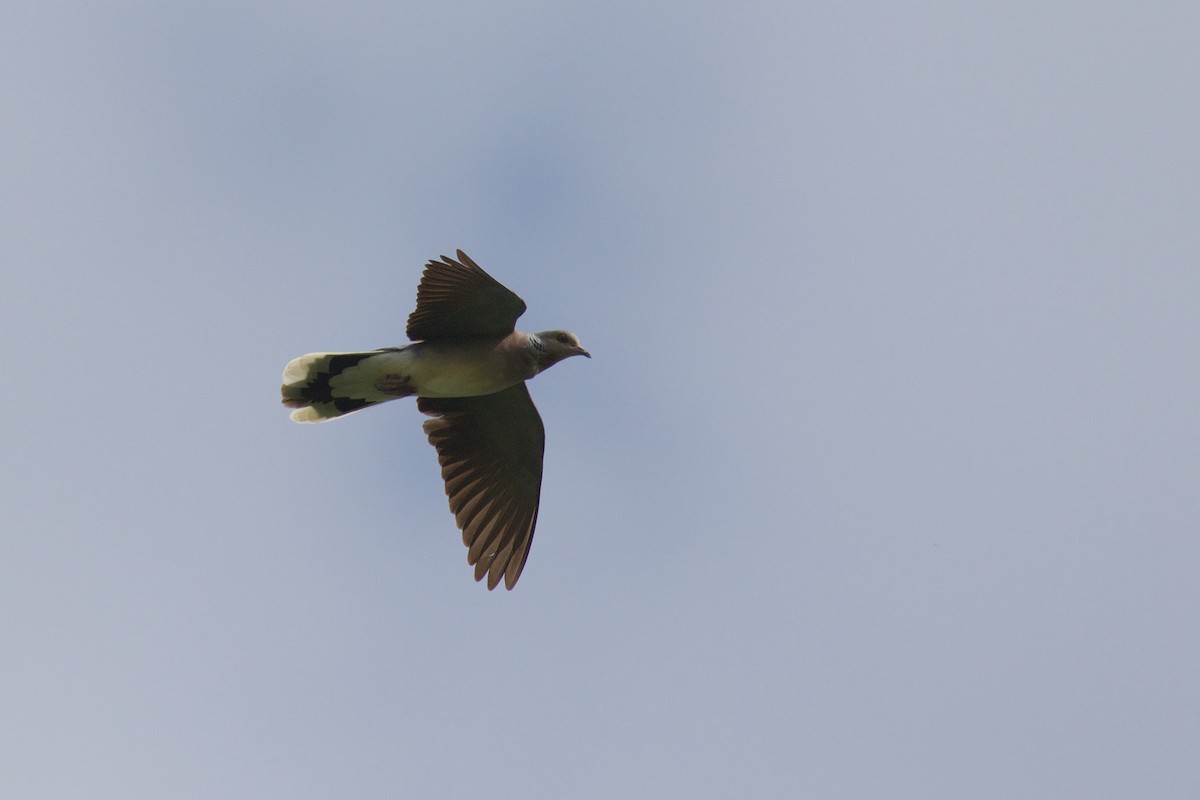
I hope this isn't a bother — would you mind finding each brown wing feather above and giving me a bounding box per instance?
[406,250,527,341]
[419,383,545,590]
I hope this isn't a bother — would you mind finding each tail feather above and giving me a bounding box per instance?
[280,349,410,423]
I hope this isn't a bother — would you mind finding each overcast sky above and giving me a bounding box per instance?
[3,2,1198,798]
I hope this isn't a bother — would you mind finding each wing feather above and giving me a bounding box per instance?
[406,250,527,340]
[418,384,545,590]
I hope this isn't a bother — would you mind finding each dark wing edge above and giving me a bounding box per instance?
[406,250,527,341]
[418,383,546,590]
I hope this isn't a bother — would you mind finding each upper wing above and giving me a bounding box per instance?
[418,383,545,590]
[406,250,527,341]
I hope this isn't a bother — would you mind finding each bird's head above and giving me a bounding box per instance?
[532,330,591,369]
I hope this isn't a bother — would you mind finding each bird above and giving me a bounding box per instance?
[280,250,590,590]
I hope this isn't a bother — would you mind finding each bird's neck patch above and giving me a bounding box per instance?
[528,334,558,370]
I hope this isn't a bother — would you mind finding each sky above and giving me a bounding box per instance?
[2,2,1198,797]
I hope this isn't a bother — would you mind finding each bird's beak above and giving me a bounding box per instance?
[576,346,591,359]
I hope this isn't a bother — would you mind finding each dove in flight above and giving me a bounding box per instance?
[281,250,590,590]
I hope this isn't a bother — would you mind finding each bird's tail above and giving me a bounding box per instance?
[281,349,411,423]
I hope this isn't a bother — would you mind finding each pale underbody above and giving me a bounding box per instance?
[385,334,539,396]
[282,331,542,422]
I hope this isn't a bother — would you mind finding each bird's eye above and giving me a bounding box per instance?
[556,334,569,343]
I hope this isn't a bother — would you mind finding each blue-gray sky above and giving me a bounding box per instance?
[3,2,1198,797]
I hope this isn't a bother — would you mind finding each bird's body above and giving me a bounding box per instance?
[283,332,539,421]
[397,333,540,397]
[280,250,589,589]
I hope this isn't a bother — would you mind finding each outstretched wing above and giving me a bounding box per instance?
[406,250,527,341]
[418,383,545,590]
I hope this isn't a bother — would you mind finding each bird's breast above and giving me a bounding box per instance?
[401,337,536,398]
